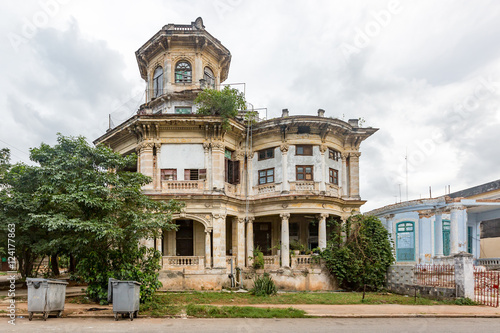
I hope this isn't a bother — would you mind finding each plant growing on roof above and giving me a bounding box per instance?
[194,86,246,130]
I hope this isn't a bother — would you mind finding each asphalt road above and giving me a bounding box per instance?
[2,317,500,333]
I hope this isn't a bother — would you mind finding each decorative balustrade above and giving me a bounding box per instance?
[162,256,204,269]
[291,255,321,268]
[263,255,280,268]
[162,180,204,192]
[476,258,500,269]
[289,181,318,192]
[257,184,276,194]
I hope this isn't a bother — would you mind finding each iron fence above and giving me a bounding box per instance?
[414,264,455,288]
[474,267,500,307]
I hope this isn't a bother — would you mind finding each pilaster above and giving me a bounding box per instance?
[280,213,290,267]
[280,144,289,192]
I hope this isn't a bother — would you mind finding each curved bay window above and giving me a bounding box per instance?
[396,221,415,261]
[153,66,163,98]
[175,61,192,83]
[204,67,215,88]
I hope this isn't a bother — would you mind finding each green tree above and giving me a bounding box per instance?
[321,215,394,296]
[0,135,183,302]
[195,86,246,130]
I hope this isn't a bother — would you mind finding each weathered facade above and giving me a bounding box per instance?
[94,18,377,290]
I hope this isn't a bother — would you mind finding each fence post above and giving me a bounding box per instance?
[454,252,474,299]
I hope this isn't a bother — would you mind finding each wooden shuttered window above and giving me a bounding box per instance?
[225,159,240,185]
[184,169,207,180]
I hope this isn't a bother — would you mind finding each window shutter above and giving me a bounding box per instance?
[225,158,229,183]
[233,160,240,184]
[199,169,207,180]
[184,169,190,181]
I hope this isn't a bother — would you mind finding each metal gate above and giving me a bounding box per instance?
[474,267,500,307]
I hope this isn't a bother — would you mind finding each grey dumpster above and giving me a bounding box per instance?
[109,280,141,321]
[27,278,68,321]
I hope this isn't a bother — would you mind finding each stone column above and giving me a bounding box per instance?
[246,217,254,267]
[450,204,467,255]
[280,213,290,267]
[212,213,226,268]
[205,229,212,268]
[341,153,349,198]
[237,218,246,267]
[348,152,361,199]
[247,150,254,195]
[212,141,225,190]
[319,145,327,192]
[318,213,328,250]
[434,211,444,257]
[280,144,289,192]
[138,142,154,190]
[340,216,348,244]
[454,252,474,299]
[203,142,210,191]
[155,143,162,190]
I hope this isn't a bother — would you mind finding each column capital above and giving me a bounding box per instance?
[212,213,227,219]
[349,151,361,159]
[235,149,245,161]
[212,141,225,152]
[280,212,290,220]
[319,213,329,219]
[449,203,466,211]
[204,227,213,233]
[237,217,246,224]
[341,152,349,160]
[280,143,289,153]
[203,141,211,150]
[246,216,255,223]
[319,144,328,154]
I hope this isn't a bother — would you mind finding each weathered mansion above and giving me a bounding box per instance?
[94,18,377,290]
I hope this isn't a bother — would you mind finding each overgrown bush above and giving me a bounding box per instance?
[250,246,265,269]
[195,86,246,130]
[251,273,277,296]
[321,214,394,293]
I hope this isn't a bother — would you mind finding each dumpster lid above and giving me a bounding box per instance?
[111,280,142,286]
[26,278,69,285]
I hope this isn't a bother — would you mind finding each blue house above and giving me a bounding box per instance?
[367,180,500,265]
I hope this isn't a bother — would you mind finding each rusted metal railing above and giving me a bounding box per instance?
[474,267,500,307]
[414,264,455,288]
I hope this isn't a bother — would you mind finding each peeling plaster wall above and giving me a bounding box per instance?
[160,144,205,180]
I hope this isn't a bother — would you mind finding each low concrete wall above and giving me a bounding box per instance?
[386,282,455,300]
[241,268,338,291]
[158,267,338,291]
[386,265,414,285]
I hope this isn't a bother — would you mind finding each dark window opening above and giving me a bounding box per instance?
[153,66,163,98]
[184,169,207,180]
[225,159,240,185]
[296,165,313,181]
[296,145,313,156]
[258,168,274,185]
[328,148,340,161]
[175,61,192,83]
[176,220,193,256]
[161,169,177,180]
[204,67,215,88]
[298,126,310,134]
[258,148,274,160]
[329,168,339,185]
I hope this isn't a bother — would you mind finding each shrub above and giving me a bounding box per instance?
[251,273,277,296]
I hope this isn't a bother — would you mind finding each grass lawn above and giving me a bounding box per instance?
[155,291,448,306]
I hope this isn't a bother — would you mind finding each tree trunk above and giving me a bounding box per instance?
[51,254,60,276]
[69,254,76,273]
[362,283,366,300]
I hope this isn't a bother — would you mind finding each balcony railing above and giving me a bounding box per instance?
[162,180,205,192]
[263,255,280,268]
[256,184,277,195]
[289,181,319,193]
[162,256,205,270]
[291,255,322,269]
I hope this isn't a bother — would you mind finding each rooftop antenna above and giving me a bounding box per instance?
[405,147,409,201]
[398,183,402,203]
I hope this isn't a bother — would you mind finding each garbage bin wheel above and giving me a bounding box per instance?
[43,312,48,321]
[134,311,138,318]
[114,313,118,321]
[129,312,134,321]
[57,311,63,318]
[28,312,33,321]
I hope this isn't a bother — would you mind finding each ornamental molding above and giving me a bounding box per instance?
[280,143,289,153]
[280,212,290,219]
[349,152,361,158]
[319,145,328,154]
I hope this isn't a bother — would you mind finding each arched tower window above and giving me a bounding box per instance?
[153,66,163,98]
[204,67,215,88]
[396,221,415,261]
[175,61,192,83]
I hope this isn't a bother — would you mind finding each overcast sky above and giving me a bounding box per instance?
[1,0,500,211]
